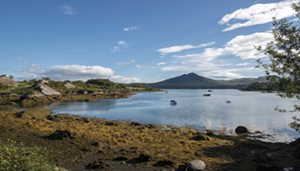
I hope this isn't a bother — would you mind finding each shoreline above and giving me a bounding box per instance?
[0,107,299,171]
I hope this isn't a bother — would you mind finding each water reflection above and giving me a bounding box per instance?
[48,89,300,142]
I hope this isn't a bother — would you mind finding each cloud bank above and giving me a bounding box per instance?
[158,31,272,79]
[157,42,215,55]
[20,64,140,83]
[219,0,299,31]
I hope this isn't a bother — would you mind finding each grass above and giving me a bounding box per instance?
[0,139,67,171]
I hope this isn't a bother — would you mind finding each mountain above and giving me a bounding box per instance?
[148,73,268,89]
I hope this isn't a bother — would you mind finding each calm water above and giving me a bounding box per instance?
[48,89,300,142]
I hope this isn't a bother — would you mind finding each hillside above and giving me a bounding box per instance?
[148,73,268,89]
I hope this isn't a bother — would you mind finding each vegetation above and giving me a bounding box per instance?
[0,77,155,95]
[258,3,300,132]
[258,3,300,107]
[0,139,65,171]
[240,82,276,91]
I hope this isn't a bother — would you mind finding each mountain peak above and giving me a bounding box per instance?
[186,72,198,76]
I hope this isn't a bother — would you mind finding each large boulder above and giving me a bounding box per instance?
[37,84,60,95]
[235,126,249,134]
[0,75,17,87]
[45,130,72,140]
[187,160,206,171]
[191,134,211,141]
[64,82,76,89]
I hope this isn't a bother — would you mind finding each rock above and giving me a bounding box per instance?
[192,134,210,141]
[37,84,60,95]
[77,90,88,95]
[113,156,128,161]
[130,122,142,126]
[153,160,174,167]
[0,75,17,87]
[86,160,109,170]
[91,141,99,147]
[127,154,151,164]
[235,126,249,134]
[40,79,49,84]
[15,111,25,118]
[47,115,58,121]
[105,121,115,126]
[205,131,215,136]
[45,130,72,140]
[26,91,45,98]
[64,82,76,89]
[187,160,206,171]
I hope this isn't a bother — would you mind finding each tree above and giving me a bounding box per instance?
[258,3,300,111]
[258,3,300,132]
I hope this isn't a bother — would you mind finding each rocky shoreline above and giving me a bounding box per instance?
[0,107,299,171]
[0,92,132,107]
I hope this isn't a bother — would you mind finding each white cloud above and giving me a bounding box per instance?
[236,63,250,66]
[219,0,299,31]
[117,41,129,47]
[118,59,136,67]
[158,31,272,79]
[19,64,140,83]
[111,41,129,52]
[203,70,242,79]
[44,65,113,80]
[60,4,77,15]
[224,32,273,59]
[174,48,227,62]
[123,26,139,32]
[157,42,215,55]
[135,65,142,68]
[156,62,166,66]
[111,75,141,83]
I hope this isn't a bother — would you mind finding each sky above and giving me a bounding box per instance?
[0,0,299,83]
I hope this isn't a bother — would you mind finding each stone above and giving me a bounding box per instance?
[64,82,76,89]
[15,111,25,118]
[153,160,174,167]
[37,84,60,95]
[187,160,206,171]
[127,154,151,164]
[130,122,142,126]
[91,141,99,147]
[0,75,17,87]
[86,160,108,170]
[235,126,249,134]
[113,156,128,161]
[192,134,210,141]
[45,130,72,140]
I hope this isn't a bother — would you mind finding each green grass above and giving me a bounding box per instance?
[0,139,67,171]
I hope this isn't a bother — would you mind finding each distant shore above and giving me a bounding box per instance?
[0,107,299,171]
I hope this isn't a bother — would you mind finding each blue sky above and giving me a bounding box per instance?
[0,0,298,83]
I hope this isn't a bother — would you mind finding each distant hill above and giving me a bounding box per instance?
[148,73,268,89]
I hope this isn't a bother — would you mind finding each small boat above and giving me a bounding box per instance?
[170,100,177,105]
[203,94,211,97]
[208,89,213,92]
[226,100,231,103]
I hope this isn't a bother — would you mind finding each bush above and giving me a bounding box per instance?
[0,140,66,171]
